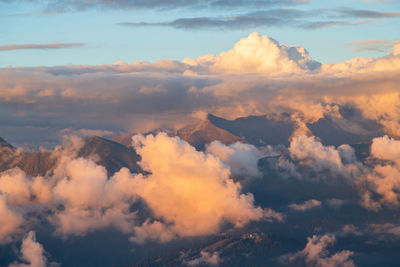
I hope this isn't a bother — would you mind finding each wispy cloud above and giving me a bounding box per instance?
[337,8,400,18]
[346,39,399,53]
[0,43,85,51]
[118,8,400,31]
[2,0,309,14]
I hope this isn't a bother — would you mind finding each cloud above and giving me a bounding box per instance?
[289,199,322,211]
[206,141,264,177]
[370,223,400,239]
[0,169,32,206]
[0,132,282,244]
[2,33,400,147]
[0,194,24,244]
[279,234,356,267]
[337,8,400,18]
[129,133,281,242]
[289,135,362,179]
[184,251,222,266]
[360,136,400,210]
[209,32,321,74]
[0,43,84,51]
[118,8,400,31]
[10,0,308,13]
[9,231,50,267]
[346,39,398,53]
[118,9,306,30]
[50,160,137,236]
[60,128,114,138]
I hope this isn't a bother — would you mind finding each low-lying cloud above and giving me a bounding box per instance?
[9,231,52,267]
[130,133,281,242]
[279,234,356,267]
[0,133,281,246]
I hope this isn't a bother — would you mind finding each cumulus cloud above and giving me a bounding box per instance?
[0,194,24,244]
[289,199,322,211]
[360,136,400,210]
[0,136,138,237]
[279,234,356,267]
[0,132,282,244]
[321,42,400,74]
[130,133,281,242]
[50,160,137,236]
[9,231,50,267]
[289,135,361,179]
[2,32,400,148]
[209,32,321,74]
[184,251,222,266]
[206,141,264,177]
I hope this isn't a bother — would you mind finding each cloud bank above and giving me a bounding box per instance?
[0,134,280,246]
[1,33,399,148]
[130,133,281,242]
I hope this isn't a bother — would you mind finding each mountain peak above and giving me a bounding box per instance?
[176,116,241,150]
[0,137,14,150]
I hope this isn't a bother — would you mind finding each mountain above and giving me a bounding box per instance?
[0,136,143,177]
[207,113,295,146]
[176,118,241,150]
[138,231,283,266]
[307,116,382,146]
[77,136,142,176]
[113,112,382,150]
[112,128,175,148]
[112,120,241,150]
[0,137,14,150]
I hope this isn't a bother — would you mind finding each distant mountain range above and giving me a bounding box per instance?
[0,112,380,177]
[113,113,382,149]
[0,136,142,177]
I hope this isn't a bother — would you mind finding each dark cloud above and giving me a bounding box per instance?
[118,8,400,30]
[337,9,400,19]
[0,43,85,51]
[1,0,308,13]
[119,9,306,30]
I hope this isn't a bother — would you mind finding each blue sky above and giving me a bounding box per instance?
[1,0,399,67]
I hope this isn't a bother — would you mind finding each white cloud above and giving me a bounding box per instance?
[0,194,24,244]
[279,234,356,267]
[289,199,322,211]
[0,132,283,244]
[206,141,264,177]
[129,133,281,242]
[208,32,321,74]
[360,136,400,210]
[185,251,222,266]
[289,135,361,179]
[9,231,50,267]
[2,33,400,147]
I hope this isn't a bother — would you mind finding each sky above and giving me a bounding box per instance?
[2,2,400,267]
[1,0,400,67]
